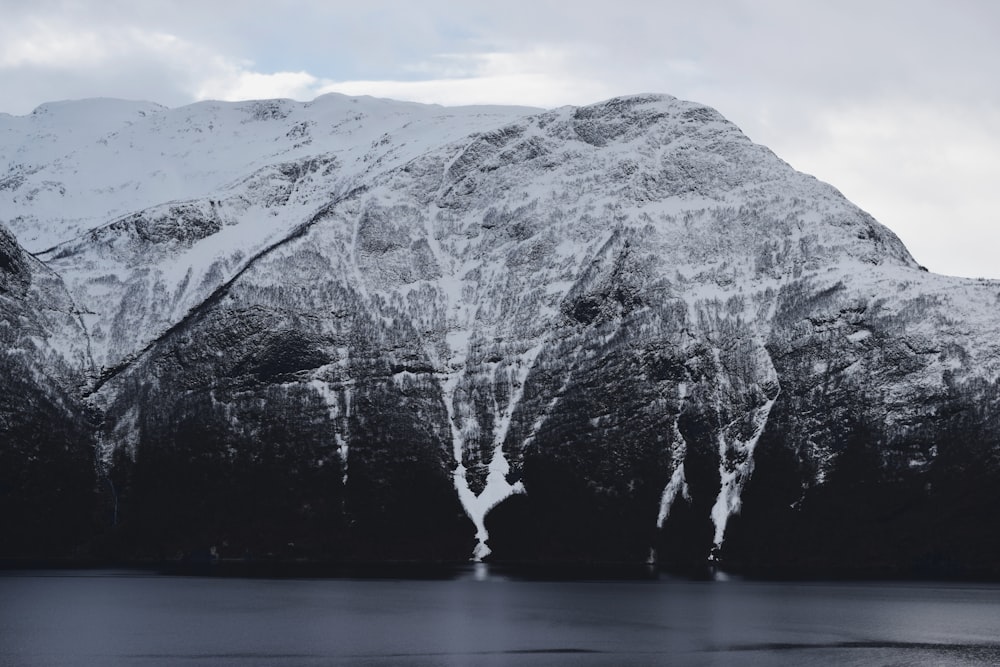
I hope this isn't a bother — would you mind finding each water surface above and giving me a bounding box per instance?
[2,567,1000,665]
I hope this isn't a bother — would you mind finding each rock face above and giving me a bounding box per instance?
[0,225,96,558]
[2,93,999,575]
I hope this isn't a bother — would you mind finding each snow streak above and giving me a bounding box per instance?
[657,383,691,528]
[308,378,352,485]
[448,343,542,560]
[709,395,777,557]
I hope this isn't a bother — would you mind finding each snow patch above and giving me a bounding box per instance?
[709,396,777,557]
[447,342,544,560]
[455,445,526,561]
[308,378,351,485]
[657,460,689,529]
[657,382,692,529]
[848,329,872,342]
[656,420,691,528]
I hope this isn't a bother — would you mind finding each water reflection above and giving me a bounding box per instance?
[2,567,1000,666]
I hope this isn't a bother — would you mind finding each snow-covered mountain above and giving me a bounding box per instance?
[2,93,999,575]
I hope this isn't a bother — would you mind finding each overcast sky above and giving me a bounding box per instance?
[2,0,997,278]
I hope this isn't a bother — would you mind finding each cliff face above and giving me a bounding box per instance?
[3,93,999,574]
[0,225,96,558]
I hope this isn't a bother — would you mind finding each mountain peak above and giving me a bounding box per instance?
[3,92,999,574]
[27,97,167,119]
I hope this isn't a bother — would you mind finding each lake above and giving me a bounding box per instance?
[2,567,1000,665]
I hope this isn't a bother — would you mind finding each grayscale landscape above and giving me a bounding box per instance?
[2,2,999,665]
[3,92,1000,576]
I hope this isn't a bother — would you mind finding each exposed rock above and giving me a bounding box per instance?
[1,93,999,575]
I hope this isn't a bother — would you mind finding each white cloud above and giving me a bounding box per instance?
[0,18,239,112]
[319,49,613,108]
[196,70,321,102]
[1,1,998,277]
[190,47,615,109]
[0,21,107,68]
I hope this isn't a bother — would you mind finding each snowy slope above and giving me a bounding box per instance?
[1,95,537,252]
[3,93,1000,571]
[3,96,536,371]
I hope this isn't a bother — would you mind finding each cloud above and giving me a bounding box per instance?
[0,19,107,69]
[319,49,614,108]
[0,17,236,112]
[196,46,619,110]
[196,70,322,103]
[1,0,998,277]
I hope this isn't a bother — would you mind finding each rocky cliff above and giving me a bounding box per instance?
[2,93,999,575]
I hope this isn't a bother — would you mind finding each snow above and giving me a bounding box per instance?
[1,96,538,254]
[657,384,692,528]
[709,396,777,556]
[455,445,526,561]
[847,329,872,343]
[446,341,545,560]
[308,378,351,485]
[10,91,1000,566]
[657,460,689,529]
[4,95,538,368]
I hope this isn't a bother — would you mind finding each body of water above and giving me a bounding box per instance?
[2,567,1000,665]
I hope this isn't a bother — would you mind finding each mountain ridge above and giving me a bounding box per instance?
[2,93,999,575]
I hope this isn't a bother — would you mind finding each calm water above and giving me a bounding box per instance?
[2,567,1000,666]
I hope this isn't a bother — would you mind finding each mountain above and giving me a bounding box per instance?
[0,224,96,557]
[2,93,999,576]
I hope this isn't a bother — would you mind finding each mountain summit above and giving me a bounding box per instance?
[2,94,998,575]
